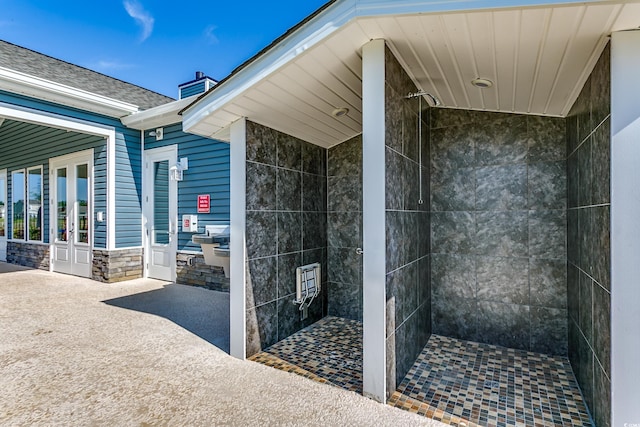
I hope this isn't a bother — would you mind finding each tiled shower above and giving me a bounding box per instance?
[244,42,611,426]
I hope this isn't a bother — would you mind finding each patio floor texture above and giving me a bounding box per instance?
[0,263,440,426]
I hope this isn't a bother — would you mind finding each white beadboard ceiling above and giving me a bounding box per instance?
[184,1,640,148]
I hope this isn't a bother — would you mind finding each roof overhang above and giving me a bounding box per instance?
[121,95,199,130]
[0,66,140,118]
[182,0,640,148]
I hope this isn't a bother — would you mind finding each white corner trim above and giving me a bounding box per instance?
[229,117,247,360]
[106,131,116,251]
[140,129,147,278]
[0,67,139,118]
[361,38,387,403]
[610,29,640,426]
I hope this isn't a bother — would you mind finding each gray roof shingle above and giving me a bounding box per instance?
[0,40,174,110]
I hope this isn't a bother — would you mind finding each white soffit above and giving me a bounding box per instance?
[184,1,640,148]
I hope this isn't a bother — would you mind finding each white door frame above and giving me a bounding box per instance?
[143,145,178,282]
[49,150,94,278]
[0,169,6,262]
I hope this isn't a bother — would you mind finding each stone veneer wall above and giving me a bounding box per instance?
[176,252,229,292]
[566,44,611,427]
[7,241,49,270]
[430,108,568,355]
[384,46,432,396]
[327,135,363,321]
[92,248,143,283]
[245,120,328,357]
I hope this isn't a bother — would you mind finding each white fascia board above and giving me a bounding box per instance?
[354,0,621,16]
[121,96,198,130]
[0,67,139,118]
[182,0,358,134]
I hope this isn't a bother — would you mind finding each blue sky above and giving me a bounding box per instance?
[0,0,328,98]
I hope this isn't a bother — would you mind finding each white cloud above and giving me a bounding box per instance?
[203,25,219,45]
[95,60,134,71]
[123,0,154,42]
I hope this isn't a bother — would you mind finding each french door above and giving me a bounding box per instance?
[143,146,177,281]
[50,151,92,277]
[0,169,6,261]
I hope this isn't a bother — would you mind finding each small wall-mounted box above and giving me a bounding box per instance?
[182,215,198,233]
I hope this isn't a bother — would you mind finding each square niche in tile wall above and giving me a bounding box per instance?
[244,121,328,356]
[429,107,568,356]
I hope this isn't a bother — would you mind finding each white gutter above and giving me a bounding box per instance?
[121,95,199,130]
[0,66,139,118]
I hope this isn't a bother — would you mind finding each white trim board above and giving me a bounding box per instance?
[229,118,247,360]
[0,101,117,250]
[611,29,640,425]
[361,39,387,403]
[0,66,139,118]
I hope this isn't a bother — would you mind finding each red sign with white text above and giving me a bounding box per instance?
[197,195,210,213]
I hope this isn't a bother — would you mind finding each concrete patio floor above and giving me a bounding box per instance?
[0,263,443,426]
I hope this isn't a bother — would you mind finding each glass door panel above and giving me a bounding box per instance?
[56,168,67,242]
[28,168,42,241]
[0,171,6,262]
[76,164,88,244]
[0,174,5,238]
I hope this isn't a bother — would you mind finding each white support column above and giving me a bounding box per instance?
[106,132,116,250]
[362,38,387,402]
[611,30,640,424]
[229,118,247,360]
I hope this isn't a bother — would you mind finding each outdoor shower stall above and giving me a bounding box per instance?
[220,36,619,426]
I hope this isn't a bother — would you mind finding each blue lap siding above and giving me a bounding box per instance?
[144,122,230,252]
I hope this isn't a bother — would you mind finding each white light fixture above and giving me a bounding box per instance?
[170,165,183,181]
[332,107,349,118]
[148,127,164,140]
[471,78,493,89]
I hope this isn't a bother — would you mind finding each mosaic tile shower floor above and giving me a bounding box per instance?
[249,316,363,393]
[389,335,592,426]
[249,317,592,426]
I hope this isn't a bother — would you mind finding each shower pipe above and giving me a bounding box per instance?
[405,91,441,205]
